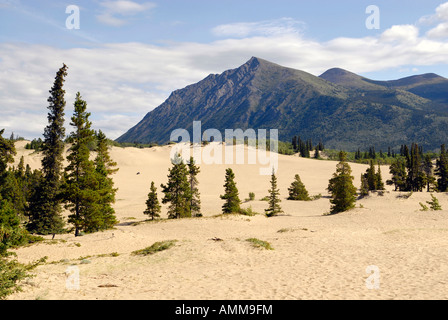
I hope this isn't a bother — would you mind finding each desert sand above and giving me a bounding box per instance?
[6,141,448,300]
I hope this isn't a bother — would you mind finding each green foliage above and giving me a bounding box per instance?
[0,256,46,300]
[427,194,442,211]
[64,93,103,236]
[144,182,161,220]
[161,154,191,219]
[246,238,274,250]
[25,138,44,151]
[93,130,119,230]
[327,151,357,214]
[187,157,201,217]
[220,168,241,214]
[360,174,369,197]
[247,192,255,201]
[131,240,177,256]
[287,174,311,201]
[419,202,429,211]
[265,170,283,217]
[27,64,68,235]
[239,206,260,216]
[435,144,448,192]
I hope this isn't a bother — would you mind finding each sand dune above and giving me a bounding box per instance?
[7,141,448,300]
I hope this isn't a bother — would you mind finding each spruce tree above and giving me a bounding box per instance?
[220,168,241,214]
[435,144,448,192]
[0,129,17,197]
[287,174,311,201]
[27,64,67,235]
[63,92,100,236]
[365,160,377,191]
[375,164,385,191]
[161,154,191,219]
[387,158,407,191]
[187,156,201,217]
[144,181,161,220]
[427,194,442,211]
[360,174,369,197]
[423,154,435,192]
[327,151,357,214]
[265,170,283,217]
[94,130,118,230]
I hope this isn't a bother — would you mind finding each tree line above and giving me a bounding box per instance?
[1,64,119,239]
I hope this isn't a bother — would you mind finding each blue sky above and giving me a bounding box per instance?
[1,0,448,139]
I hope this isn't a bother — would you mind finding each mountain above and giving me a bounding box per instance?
[117,57,448,151]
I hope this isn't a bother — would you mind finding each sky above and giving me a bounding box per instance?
[1,0,448,140]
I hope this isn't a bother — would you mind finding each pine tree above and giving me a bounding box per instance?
[376,164,385,191]
[387,158,407,191]
[365,160,377,191]
[265,170,282,217]
[64,92,100,236]
[287,174,311,201]
[359,174,369,197]
[435,144,448,192]
[144,181,161,220]
[161,154,191,219]
[423,154,435,192]
[327,151,357,214]
[220,168,241,214]
[27,64,68,235]
[427,194,442,211]
[94,130,118,230]
[0,129,17,197]
[187,156,201,217]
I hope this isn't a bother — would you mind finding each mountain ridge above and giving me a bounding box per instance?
[117,57,448,151]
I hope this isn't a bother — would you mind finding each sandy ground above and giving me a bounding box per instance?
[6,141,448,300]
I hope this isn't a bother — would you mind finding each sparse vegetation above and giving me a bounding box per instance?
[131,240,177,256]
[246,238,274,250]
[239,206,260,216]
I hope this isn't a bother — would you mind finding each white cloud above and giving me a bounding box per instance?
[97,1,156,26]
[420,2,448,38]
[3,5,448,140]
[212,18,305,38]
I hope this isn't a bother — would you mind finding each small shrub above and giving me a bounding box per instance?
[239,206,260,216]
[260,196,269,201]
[245,192,256,202]
[131,240,177,256]
[427,194,442,211]
[419,202,429,211]
[311,194,322,200]
[246,238,274,250]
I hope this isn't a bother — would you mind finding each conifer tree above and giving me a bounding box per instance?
[265,170,282,217]
[423,154,435,192]
[187,156,201,217]
[64,92,100,236]
[0,129,16,195]
[161,154,191,219]
[427,194,442,211]
[387,158,407,191]
[360,174,369,197]
[220,168,241,214]
[287,174,311,201]
[365,160,377,191]
[327,151,357,214]
[27,64,67,235]
[94,130,118,230]
[144,181,161,220]
[376,164,385,191]
[435,144,448,192]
